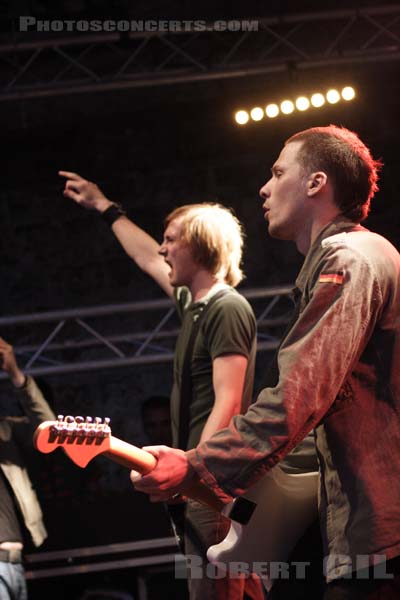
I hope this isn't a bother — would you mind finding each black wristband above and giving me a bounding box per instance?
[101,203,126,226]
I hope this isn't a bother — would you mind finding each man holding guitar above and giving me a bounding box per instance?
[127,125,400,599]
[58,174,266,599]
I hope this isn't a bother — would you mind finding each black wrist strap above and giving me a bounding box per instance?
[101,203,126,226]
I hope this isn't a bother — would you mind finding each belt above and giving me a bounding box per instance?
[0,548,23,563]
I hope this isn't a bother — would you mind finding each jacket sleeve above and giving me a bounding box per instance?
[16,376,56,425]
[187,244,383,502]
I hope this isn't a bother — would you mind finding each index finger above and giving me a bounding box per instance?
[58,170,82,181]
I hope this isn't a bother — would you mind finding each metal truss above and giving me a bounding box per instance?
[25,536,181,581]
[0,285,294,378]
[1,5,400,101]
[25,536,185,600]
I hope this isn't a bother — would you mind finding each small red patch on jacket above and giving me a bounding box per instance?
[319,273,344,285]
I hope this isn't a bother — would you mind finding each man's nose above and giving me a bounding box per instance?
[158,243,166,256]
[259,181,269,200]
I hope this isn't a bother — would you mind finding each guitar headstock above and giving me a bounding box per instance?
[34,415,112,467]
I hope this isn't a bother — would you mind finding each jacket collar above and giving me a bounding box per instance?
[295,217,365,293]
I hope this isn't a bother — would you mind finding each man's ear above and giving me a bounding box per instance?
[306,171,327,196]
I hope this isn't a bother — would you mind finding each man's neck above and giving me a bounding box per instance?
[188,272,225,302]
[296,209,342,255]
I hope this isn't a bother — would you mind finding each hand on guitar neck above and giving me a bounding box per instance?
[33,415,224,512]
[34,414,319,591]
[129,444,224,511]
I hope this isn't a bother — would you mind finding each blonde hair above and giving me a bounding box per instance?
[165,203,245,287]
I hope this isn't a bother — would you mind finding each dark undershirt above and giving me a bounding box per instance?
[0,469,24,543]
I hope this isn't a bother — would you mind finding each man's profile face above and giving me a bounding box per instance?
[259,141,310,243]
[159,218,199,288]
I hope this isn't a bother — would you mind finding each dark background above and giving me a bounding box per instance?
[0,1,399,598]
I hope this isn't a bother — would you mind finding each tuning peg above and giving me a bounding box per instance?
[74,416,85,436]
[53,415,64,432]
[96,416,111,438]
[84,416,95,436]
[62,415,75,435]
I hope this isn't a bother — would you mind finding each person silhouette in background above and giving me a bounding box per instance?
[0,337,55,600]
[141,395,172,447]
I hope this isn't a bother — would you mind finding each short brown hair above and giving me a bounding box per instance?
[286,125,383,222]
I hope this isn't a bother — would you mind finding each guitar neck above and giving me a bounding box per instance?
[34,418,224,512]
[103,436,223,511]
[102,436,157,473]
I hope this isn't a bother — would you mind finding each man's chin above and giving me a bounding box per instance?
[169,272,185,288]
[267,221,280,238]
[268,222,289,240]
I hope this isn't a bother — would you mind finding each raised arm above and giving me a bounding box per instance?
[0,337,56,423]
[0,336,26,387]
[59,171,173,297]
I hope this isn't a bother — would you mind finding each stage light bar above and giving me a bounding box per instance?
[250,107,264,121]
[342,86,356,101]
[295,96,310,111]
[326,89,340,104]
[234,86,356,125]
[266,103,279,118]
[235,110,250,124]
[311,93,325,108]
[281,100,295,114]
